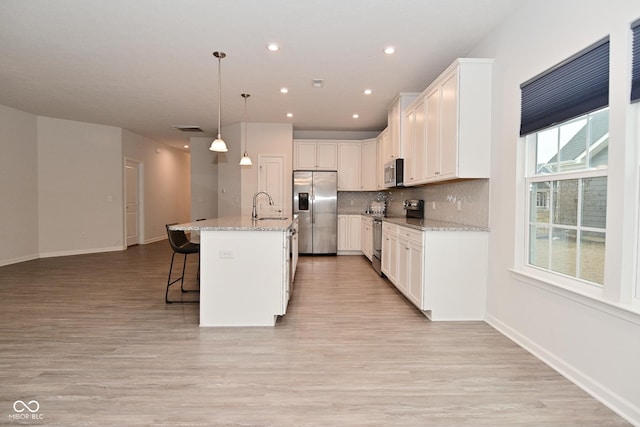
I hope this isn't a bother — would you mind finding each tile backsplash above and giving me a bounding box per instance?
[338,179,489,228]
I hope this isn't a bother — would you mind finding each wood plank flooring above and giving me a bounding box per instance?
[0,241,630,426]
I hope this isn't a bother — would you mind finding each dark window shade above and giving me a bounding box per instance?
[632,20,640,103]
[520,39,609,136]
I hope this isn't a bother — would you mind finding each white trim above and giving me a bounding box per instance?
[39,246,124,258]
[0,254,39,267]
[485,314,640,426]
[144,235,167,245]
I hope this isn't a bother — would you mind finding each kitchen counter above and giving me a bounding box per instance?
[362,214,489,232]
[170,216,294,232]
[170,216,298,327]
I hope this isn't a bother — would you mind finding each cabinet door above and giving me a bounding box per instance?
[407,240,423,308]
[413,99,427,182]
[388,231,398,284]
[377,130,388,189]
[397,237,409,293]
[337,215,348,251]
[387,100,400,162]
[316,142,338,170]
[361,139,377,191]
[294,141,317,170]
[439,70,458,178]
[403,109,416,184]
[337,142,361,190]
[425,86,440,180]
[348,215,361,251]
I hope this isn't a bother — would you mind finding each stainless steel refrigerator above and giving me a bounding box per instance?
[293,171,337,254]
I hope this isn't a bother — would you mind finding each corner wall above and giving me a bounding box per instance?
[37,117,123,257]
[0,105,39,266]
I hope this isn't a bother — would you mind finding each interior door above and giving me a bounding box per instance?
[125,159,140,246]
[258,155,285,216]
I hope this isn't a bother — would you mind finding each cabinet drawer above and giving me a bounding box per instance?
[397,226,423,245]
[382,222,397,235]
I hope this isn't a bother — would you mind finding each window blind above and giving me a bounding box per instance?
[520,39,609,136]
[632,19,640,103]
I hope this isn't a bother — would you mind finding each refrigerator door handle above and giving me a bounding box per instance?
[311,187,315,224]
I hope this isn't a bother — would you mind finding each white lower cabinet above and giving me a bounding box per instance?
[338,215,361,253]
[382,221,488,321]
[361,216,373,260]
[381,222,398,283]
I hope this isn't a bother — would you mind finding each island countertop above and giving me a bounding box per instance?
[170,215,296,232]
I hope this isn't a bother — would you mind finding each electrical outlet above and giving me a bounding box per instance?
[219,250,234,259]
[432,201,436,210]
[457,200,462,211]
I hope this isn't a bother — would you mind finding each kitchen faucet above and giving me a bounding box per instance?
[252,191,274,219]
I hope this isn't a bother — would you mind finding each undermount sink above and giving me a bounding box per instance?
[257,216,288,221]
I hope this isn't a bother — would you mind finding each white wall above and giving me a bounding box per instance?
[240,123,293,217]
[470,0,640,423]
[190,136,218,220]
[122,129,191,243]
[37,117,123,257]
[217,123,242,217]
[0,105,39,266]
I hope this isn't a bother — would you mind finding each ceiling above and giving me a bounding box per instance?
[0,0,524,151]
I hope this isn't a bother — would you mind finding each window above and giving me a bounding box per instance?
[526,108,608,285]
[520,38,609,287]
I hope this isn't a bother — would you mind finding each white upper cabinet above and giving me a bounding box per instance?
[360,138,377,191]
[385,93,419,164]
[403,98,427,185]
[402,58,493,185]
[293,140,338,170]
[337,142,361,190]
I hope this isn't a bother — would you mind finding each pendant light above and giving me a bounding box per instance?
[239,93,253,166]
[209,51,228,152]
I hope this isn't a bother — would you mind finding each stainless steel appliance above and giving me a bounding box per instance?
[293,171,337,254]
[384,158,404,188]
[372,218,383,276]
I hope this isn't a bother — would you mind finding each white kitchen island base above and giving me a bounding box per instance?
[170,216,297,327]
[199,229,290,327]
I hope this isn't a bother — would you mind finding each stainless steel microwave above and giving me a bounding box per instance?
[383,158,404,188]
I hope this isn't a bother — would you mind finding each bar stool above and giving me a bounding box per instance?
[165,223,200,304]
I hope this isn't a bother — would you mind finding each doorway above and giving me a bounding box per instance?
[125,158,143,246]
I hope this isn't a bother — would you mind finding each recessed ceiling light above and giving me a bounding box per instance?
[353,114,359,119]
[267,43,280,52]
[286,113,293,118]
[384,46,396,55]
[280,88,288,94]
[363,89,372,95]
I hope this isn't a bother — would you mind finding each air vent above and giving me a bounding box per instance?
[312,79,324,88]
[172,125,204,132]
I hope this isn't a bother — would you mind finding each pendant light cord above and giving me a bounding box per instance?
[217,54,222,139]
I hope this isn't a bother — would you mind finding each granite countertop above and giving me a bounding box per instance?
[369,214,489,232]
[170,215,296,232]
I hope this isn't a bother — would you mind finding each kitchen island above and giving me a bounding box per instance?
[170,216,298,327]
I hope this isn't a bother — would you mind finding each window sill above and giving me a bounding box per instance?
[509,268,640,325]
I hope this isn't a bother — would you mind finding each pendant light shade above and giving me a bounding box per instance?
[239,93,253,166]
[209,51,228,153]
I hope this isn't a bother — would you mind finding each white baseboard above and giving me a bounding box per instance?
[485,314,639,426]
[0,253,39,267]
[39,245,124,259]
[144,235,167,244]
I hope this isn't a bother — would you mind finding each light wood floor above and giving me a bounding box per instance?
[0,241,630,426]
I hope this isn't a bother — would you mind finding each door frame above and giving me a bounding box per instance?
[124,157,145,247]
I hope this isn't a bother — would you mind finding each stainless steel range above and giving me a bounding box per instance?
[372,217,383,276]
